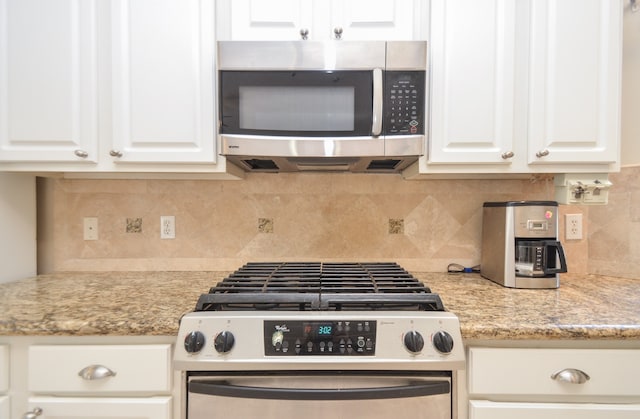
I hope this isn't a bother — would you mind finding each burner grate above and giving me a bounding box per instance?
[194,262,444,312]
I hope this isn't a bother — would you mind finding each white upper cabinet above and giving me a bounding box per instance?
[222,0,425,41]
[412,0,623,176]
[110,0,216,164]
[527,0,622,166]
[428,0,517,165]
[0,0,99,163]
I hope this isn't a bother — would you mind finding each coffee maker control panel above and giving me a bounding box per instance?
[527,220,549,231]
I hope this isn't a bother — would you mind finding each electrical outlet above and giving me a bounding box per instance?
[160,216,175,239]
[83,217,98,240]
[565,214,583,240]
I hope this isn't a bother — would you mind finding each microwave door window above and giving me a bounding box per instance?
[220,71,374,137]
[239,86,355,132]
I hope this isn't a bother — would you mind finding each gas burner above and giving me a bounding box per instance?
[194,262,445,312]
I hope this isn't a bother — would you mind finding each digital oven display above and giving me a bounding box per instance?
[264,320,376,356]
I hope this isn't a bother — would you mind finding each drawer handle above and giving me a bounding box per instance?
[23,407,43,419]
[551,368,590,384]
[78,364,117,380]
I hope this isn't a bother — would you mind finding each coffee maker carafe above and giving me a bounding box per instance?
[481,201,567,289]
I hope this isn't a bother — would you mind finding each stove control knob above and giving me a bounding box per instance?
[184,331,205,354]
[403,330,424,354]
[432,330,454,354]
[214,331,235,354]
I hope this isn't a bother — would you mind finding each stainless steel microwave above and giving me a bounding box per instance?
[217,41,427,172]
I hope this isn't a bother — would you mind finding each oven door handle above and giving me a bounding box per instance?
[189,380,450,401]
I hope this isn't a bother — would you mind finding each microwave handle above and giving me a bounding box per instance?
[189,380,450,401]
[543,240,568,275]
[372,68,383,137]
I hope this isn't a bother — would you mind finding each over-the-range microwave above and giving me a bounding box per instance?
[217,41,427,173]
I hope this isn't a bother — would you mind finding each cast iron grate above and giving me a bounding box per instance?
[194,262,445,312]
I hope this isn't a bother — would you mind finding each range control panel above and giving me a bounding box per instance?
[264,320,377,356]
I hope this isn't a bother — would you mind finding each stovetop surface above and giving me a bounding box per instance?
[194,262,445,312]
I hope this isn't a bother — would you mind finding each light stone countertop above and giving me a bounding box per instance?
[0,271,639,340]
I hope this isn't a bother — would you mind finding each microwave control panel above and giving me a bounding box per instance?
[384,71,426,136]
[264,320,376,356]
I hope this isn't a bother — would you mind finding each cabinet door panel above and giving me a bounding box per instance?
[329,0,417,41]
[528,0,622,164]
[470,400,640,419]
[111,0,216,163]
[429,0,516,164]
[0,0,98,162]
[0,396,8,419]
[28,396,171,419]
[0,345,7,393]
[229,0,313,40]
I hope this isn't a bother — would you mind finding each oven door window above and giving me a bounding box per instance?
[220,71,374,137]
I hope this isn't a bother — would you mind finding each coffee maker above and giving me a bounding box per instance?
[481,201,567,289]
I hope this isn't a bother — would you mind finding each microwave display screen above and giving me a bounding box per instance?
[239,86,355,131]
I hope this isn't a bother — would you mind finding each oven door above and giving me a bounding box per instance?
[187,373,452,419]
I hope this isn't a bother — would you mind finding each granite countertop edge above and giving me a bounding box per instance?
[0,271,638,341]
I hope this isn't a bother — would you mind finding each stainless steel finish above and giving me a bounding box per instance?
[187,375,452,419]
[334,27,343,39]
[501,151,515,159]
[174,311,464,372]
[22,408,43,419]
[372,68,383,137]
[74,149,88,158]
[78,364,117,380]
[536,149,550,157]
[481,202,563,289]
[386,41,427,70]
[300,29,309,40]
[109,150,123,158]
[551,368,591,384]
[217,41,427,172]
[221,135,423,172]
[218,41,387,70]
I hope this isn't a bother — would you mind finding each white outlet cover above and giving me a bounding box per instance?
[160,215,175,239]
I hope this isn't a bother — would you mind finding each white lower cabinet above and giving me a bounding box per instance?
[26,396,172,419]
[468,347,640,418]
[0,396,9,418]
[0,345,8,417]
[26,344,172,419]
[470,400,640,419]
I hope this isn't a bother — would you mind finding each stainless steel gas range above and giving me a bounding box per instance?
[174,262,465,419]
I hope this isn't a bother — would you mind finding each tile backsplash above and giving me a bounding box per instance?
[37,167,639,278]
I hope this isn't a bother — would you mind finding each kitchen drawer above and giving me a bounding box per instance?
[28,344,172,395]
[468,347,640,397]
[0,396,9,418]
[0,345,8,393]
[28,396,171,419]
[469,400,640,419]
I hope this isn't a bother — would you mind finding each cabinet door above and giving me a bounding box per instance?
[527,0,622,165]
[0,0,98,163]
[28,396,171,419]
[0,396,8,419]
[428,0,517,165]
[228,0,313,40]
[470,400,640,419]
[111,0,216,163]
[0,345,7,393]
[328,0,421,41]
